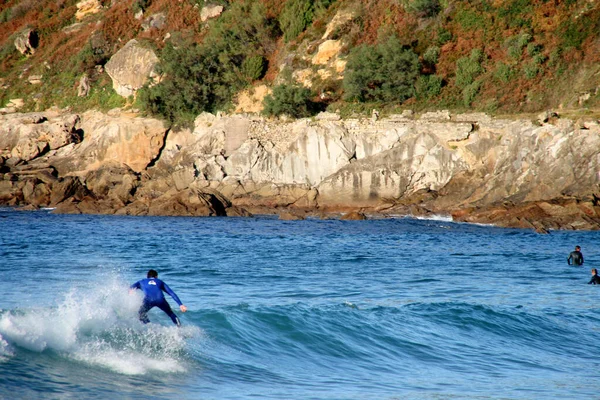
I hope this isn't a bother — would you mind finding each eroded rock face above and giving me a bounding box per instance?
[104,40,159,97]
[45,110,167,175]
[2,109,600,230]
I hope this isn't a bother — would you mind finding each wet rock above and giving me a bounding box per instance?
[84,162,140,204]
[279,211,305,220]
[147,188,227,217]
[340,211,367,220]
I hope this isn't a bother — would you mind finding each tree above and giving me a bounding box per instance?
[263,84,314,118]
[343,36,420,103]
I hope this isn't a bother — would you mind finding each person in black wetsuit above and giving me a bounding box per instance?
[567,245,584,266]
[130,269,187,326]
[588,269,600,285]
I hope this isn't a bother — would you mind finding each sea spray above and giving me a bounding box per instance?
[0,277,200,374]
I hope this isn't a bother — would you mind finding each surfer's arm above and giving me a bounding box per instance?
[162,282,187,312]
[129,281,141,293]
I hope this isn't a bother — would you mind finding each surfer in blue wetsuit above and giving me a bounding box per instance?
[130,269,187,326]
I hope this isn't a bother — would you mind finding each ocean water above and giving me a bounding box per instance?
[0,208,599,399]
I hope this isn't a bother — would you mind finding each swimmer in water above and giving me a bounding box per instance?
[588,268,600,285]
[567,245,584,266]
[130,269,187,326]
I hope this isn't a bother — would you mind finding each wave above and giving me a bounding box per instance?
[0,278,201,375]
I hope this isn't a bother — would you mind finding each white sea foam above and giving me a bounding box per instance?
[0,277,200,375]
[0,335,13,362]
[410,214,454,222]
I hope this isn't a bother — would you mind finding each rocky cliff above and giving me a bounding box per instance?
[2,109,600,231]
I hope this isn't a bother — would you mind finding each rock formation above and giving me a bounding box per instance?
[1,109,600,230]
[104,40,160,98]
[14,29,38,56]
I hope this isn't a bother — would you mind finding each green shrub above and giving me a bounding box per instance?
[560,20,593,50]
[505,33,531,60]
[436,28,452,45]
[523,62,541,79]
[493,62,512,83]
[137,1,278,126]
[242,55,267,82]
[526,42,542,56]
[455,9,486,31]
[279,0,336,42]
[415,74,443,99]
[455,48,484,89]
[498,0,532,28]
[0,8,10,23]
[462,80,482,107]
[343,35,420,103]
[422,46,440,65]
[263,84,314,118]
[407,0,441,18]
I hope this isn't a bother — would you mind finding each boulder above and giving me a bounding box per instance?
[28,75,43,85]
[201,4,224,22]
[83,162,140,203]
[104,39,159,97]
[50,176,88,205]
[21,179,52,206]
[340,211,367,220]
[77,74,90,97]
[0,113,81,163]
[312,40,343,65]
[279,211,305,220]
[147,188,227,216]
[75,0,103,20]
[141,13,167,31]
[14,29,38,56]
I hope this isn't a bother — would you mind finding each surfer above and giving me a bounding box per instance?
[567,245,584,266]
[588,268,600,285]
[130,269,187,326]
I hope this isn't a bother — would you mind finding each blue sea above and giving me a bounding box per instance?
[0,208,598,399]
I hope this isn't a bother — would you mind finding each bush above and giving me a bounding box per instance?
[406,0,441,18]
[523,62,542,79]
[436,28,452,45]
[137,43,218,126]
[279,0,336,42]
[493,62,512,83]
[242,55,267,82]
[343,35,420,103]
[498,0,532,28]
[455,9,486,31]
[505,33,532,60]
[263,84,314,118]
[455,48,484,89]
[526,42,542,56]
[462,80,482,107]
[137,1,279,126]
[423,46,440,66]
[415,74,443,99]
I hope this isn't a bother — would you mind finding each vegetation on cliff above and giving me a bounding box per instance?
[0,0,599,126]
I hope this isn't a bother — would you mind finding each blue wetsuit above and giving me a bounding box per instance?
[130,278,183,326]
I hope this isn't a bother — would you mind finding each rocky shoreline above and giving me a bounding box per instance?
[2,109,600,232]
